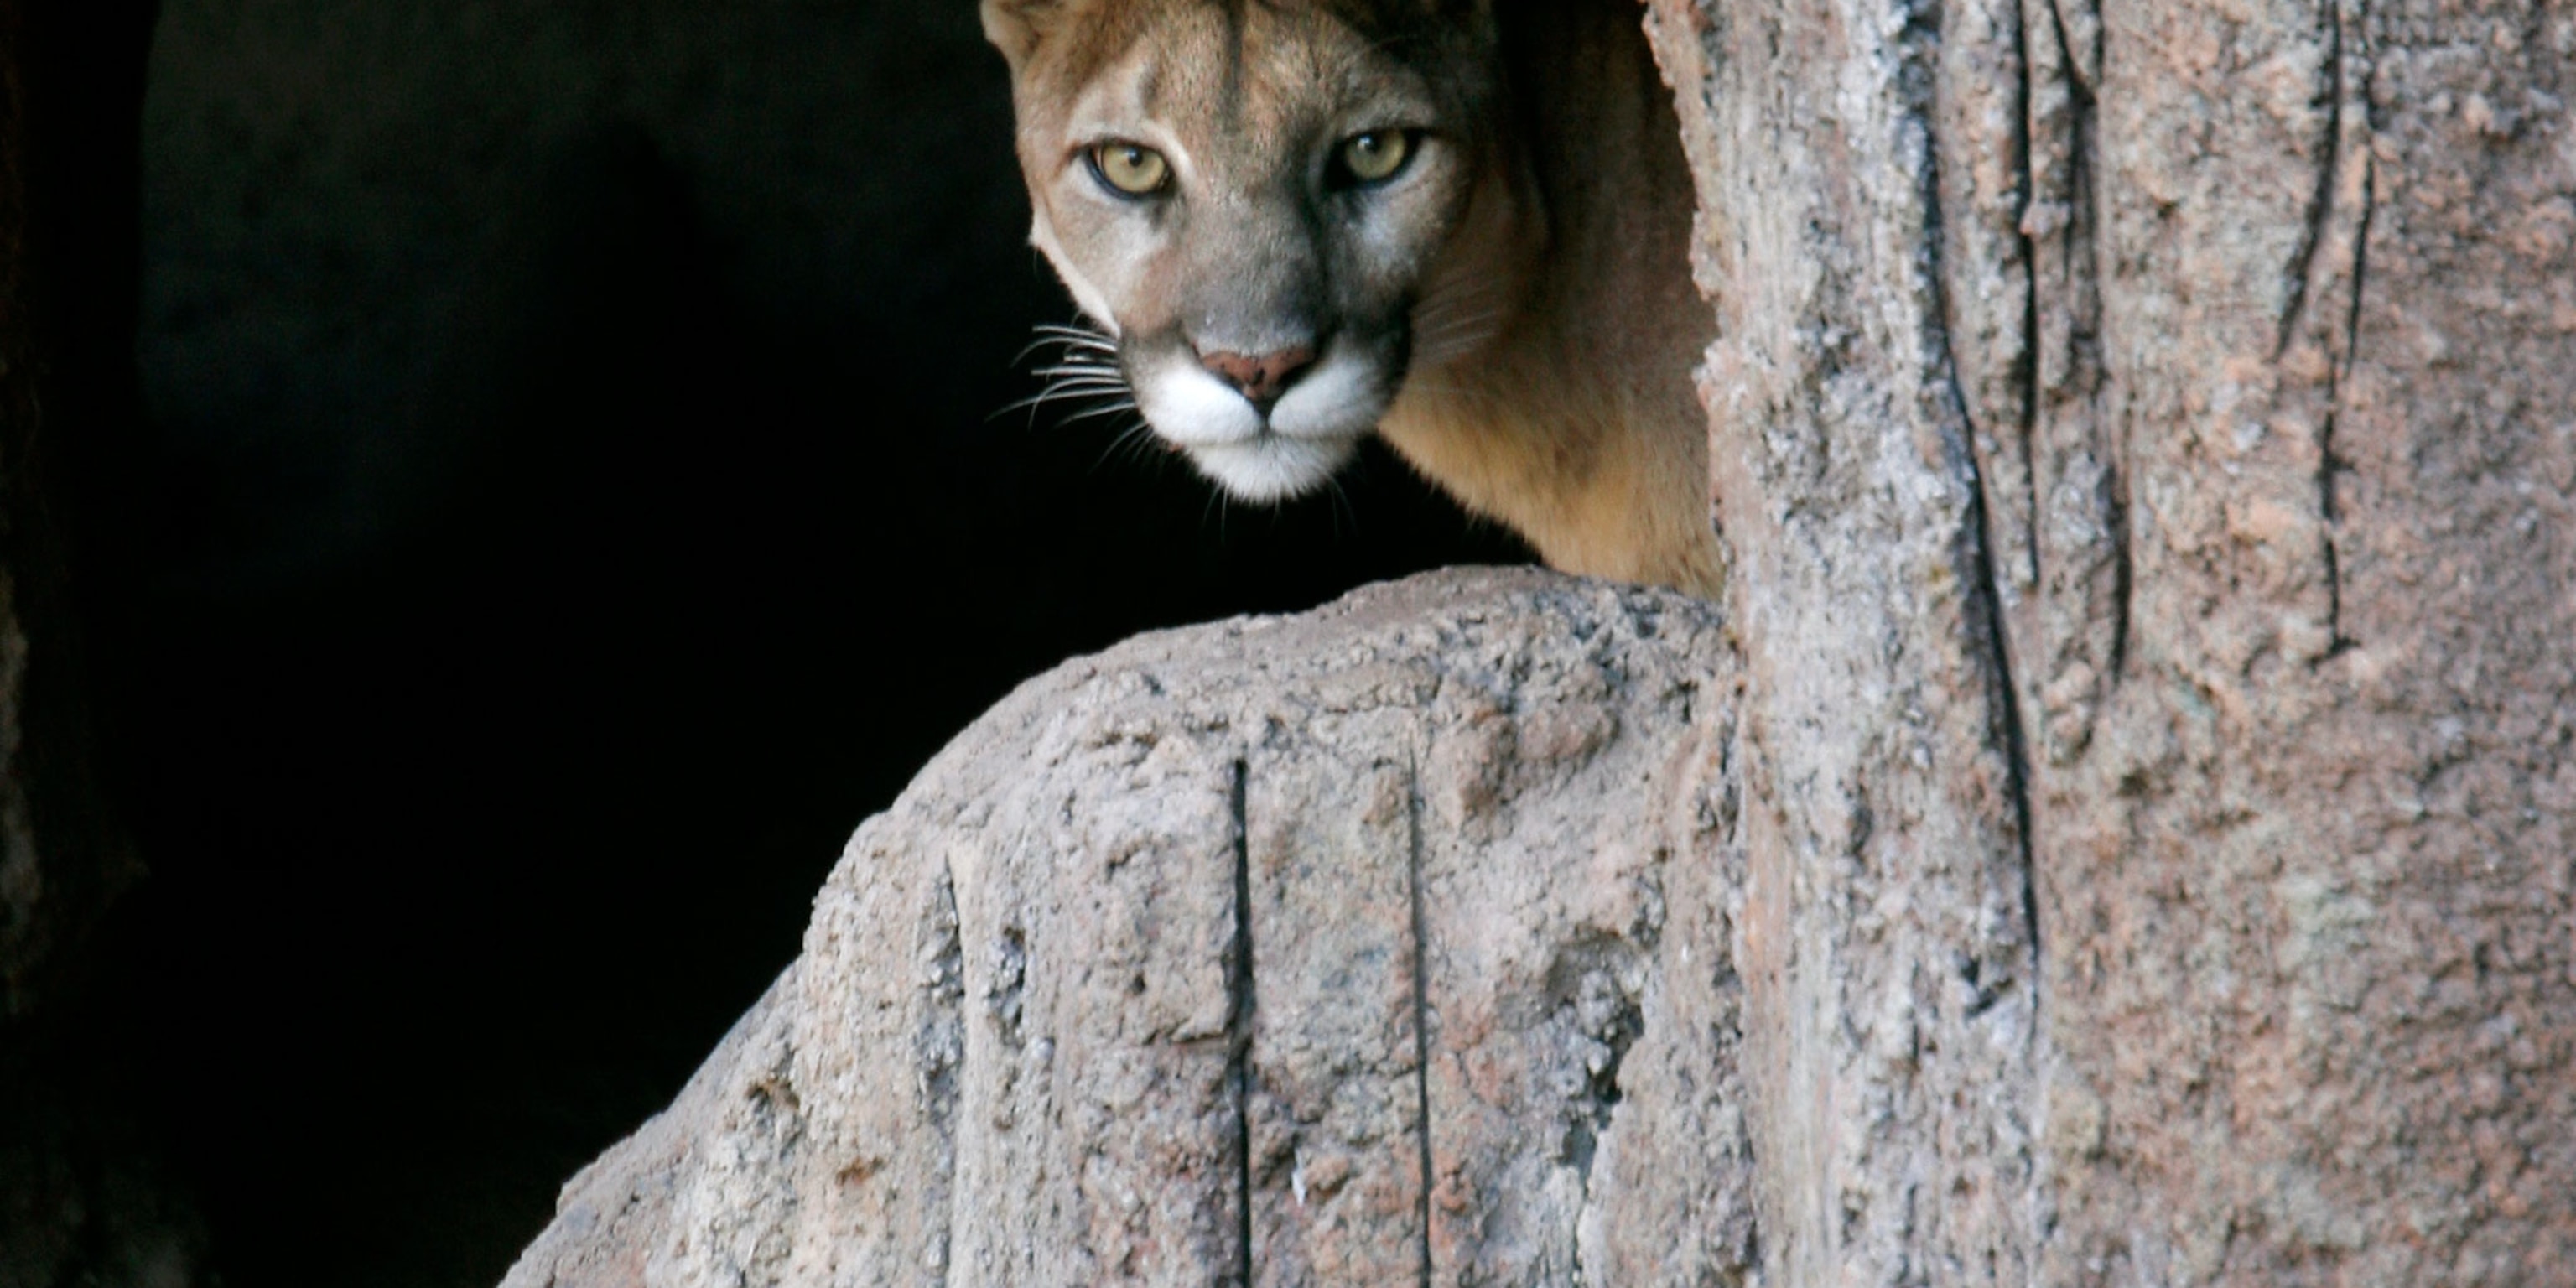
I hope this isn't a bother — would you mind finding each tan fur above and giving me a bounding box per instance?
[985,0,1722,599]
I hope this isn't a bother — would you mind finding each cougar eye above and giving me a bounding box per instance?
[1336,131,1415,185]
[1090,142,1171,197]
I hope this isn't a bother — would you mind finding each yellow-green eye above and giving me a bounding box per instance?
[1340,131,1413,184]
[1092,142,1171,196]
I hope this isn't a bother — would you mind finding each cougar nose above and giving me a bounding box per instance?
[1199,345,1318,410]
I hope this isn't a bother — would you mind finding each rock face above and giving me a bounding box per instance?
[503,569,1756,1287]
[1647,0,2576,1279]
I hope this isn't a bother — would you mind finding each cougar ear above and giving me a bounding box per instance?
[980,0,1057,68]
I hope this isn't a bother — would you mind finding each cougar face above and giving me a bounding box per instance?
[985,0,1513,502]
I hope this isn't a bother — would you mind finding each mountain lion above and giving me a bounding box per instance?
[982,0,1722,597]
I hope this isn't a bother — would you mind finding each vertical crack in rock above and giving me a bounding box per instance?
[1405,762,1433,1288]
[1227,760,1254,1288]
[2107,467,2132,683]
[2017,207,2046,598]
[1959,330,2049,990]
[2045,0,2101,93]
[2324,0,2376,657]
[925,865,967,1287]
[2297,0,2375,657]
[1926,0,2043,989]
[1971,482,2049,989]
[1882,0,2050,1021]
[2279,0,2348,360]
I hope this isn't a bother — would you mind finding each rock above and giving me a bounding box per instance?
[501,569,1758,1286]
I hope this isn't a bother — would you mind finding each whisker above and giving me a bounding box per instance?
[1023,382,1110,404]
[1411,309,1506,366]
[1012,347,1117,374]
[1058,399,1140,425]
[1412,281,1506,341]
[1033,383,1133,402]
[1413,300,1498,330]
[1094,419,1162,475]
[1414,304,1503,340]
[1421,294,1504,327]
[991,351,1139,429]
[1015,322,1121,368]
[1031,373,1130,392]
[990,383,1119,420]
[1418,302,1502,330]
[1325,474,1358,541]
[989,396,1054,421]
[1034,333,1118,351]
[1031,326,1110,343]
[1415,328,1499,357]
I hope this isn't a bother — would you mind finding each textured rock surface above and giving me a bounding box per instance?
[503,569,1755,1287]
[1646,1,2045,1280]
[1649,0,2576,1280]
[2027,2,2576,1279]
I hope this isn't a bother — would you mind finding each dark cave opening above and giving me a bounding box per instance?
[27,2,1532,1284]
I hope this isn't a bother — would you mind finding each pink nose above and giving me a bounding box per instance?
[1199,345,1318,408]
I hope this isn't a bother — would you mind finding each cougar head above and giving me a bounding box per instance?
[983,0,1523,502]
